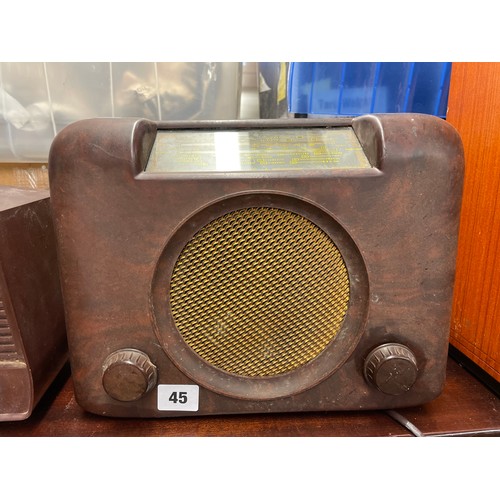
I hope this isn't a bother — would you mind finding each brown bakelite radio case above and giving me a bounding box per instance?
[48,114,464,418]
[0,187,67,421]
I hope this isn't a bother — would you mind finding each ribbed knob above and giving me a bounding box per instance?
[102,349,157,402]
[364,343,418,396]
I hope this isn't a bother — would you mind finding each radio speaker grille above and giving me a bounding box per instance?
[170,207,350,377]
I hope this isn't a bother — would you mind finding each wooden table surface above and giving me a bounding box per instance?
[1,355,498,437]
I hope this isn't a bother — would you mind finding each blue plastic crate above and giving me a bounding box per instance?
[288,62,452,118]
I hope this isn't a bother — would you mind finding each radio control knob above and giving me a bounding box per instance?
[364,343,418,396]
[102,349,157,402]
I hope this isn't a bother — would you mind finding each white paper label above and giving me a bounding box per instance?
[157,384,199,412]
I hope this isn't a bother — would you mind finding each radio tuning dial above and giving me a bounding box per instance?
[364,343,418,396]
[102,349,157,402]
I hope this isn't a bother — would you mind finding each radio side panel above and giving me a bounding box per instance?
[0,190,67,420]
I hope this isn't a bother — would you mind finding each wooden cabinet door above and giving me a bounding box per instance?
[447,62,500,382]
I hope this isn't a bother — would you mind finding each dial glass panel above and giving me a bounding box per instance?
[145,127,371,173]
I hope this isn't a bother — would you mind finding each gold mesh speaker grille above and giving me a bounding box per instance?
[170,207,350,377]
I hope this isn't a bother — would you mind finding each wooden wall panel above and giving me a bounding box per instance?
[447,62,500,382]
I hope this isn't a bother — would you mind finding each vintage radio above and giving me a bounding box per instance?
[48,114,464,418]
[0,186,67,421]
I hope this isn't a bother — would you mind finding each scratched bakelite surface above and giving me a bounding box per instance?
[0,357,498,437]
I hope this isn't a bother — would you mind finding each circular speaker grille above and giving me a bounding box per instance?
[170,207,350,377]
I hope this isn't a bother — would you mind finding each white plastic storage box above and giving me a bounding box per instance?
[0,62,242,162]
